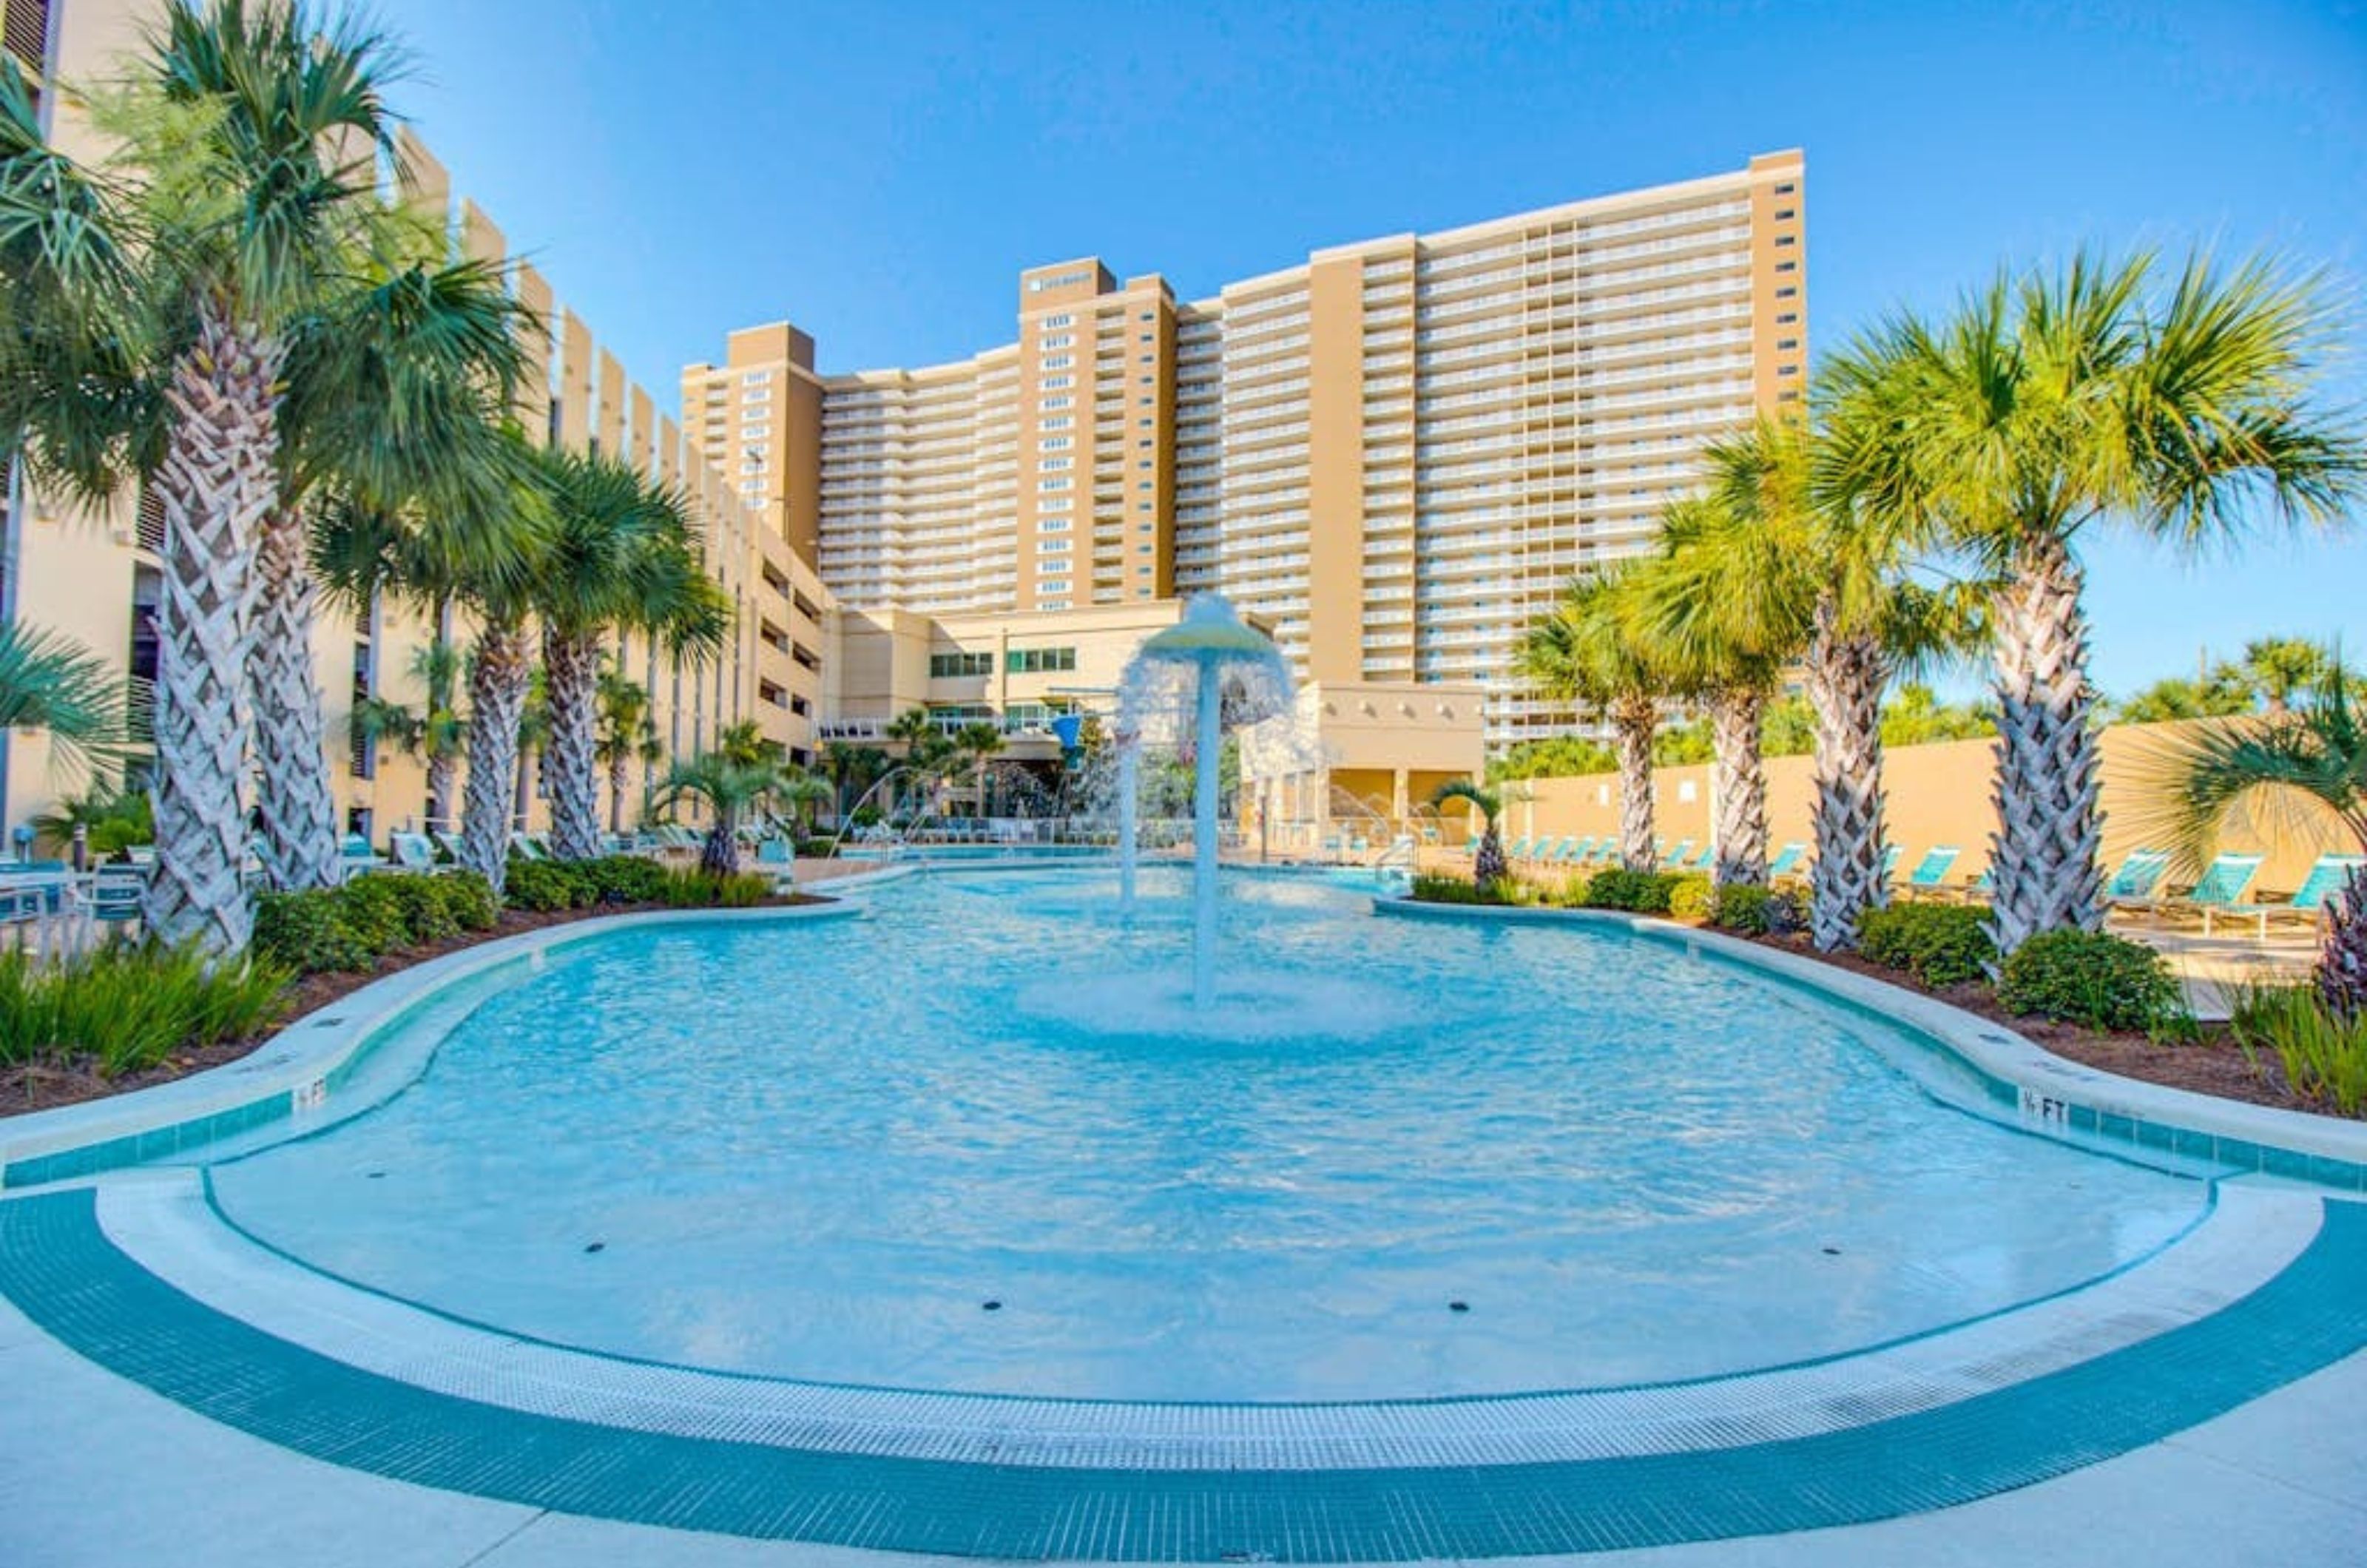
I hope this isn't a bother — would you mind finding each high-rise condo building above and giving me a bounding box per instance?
[686,150,1805,750]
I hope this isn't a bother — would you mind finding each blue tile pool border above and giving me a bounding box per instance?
[4,1186,2365,1559]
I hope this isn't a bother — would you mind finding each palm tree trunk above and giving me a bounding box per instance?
[1807,611,1889,952]
[512,745,533,833]
[608,752,629,837]
[544,628,602,860]
[2321,865,2366,1018]
[249,500,340,891]
[1708,686,1769,887]
[425,751,456,832]
[145,305,286,958]
[1614,697,1657,871]
[702,808,739,877]
[1988,537,2107,953]
[461,621,530,895]
[1473,828,1507,893]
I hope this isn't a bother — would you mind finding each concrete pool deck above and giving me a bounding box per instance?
[2,1277,2361,1567]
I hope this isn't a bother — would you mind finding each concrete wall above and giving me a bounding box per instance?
[1500,721,2343,897]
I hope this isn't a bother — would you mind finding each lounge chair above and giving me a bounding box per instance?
[1660,838,1692,868]
[2159,853,2265,934]
[1560,836,1597,867]
[1502,836,1533,862]
[1766,842,1807,882]
[754,838,797,894]
[387,831,444,874]
[84,862,146,930]
[2203,853,2365,939]
[2102,848,2173,911]
[1899,845,1962,899]
[1683,842,1715,872]
[509,833,550,862]
[336,833,389,882]
[432,827,469,864]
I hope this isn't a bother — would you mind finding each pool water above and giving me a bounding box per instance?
[206,866,2206,1402]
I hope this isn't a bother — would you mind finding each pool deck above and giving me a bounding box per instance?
[2,1283,2360,1567]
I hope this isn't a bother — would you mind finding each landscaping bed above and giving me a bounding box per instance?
[3,885,827,1116]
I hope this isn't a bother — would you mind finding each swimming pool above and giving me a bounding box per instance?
[204,864,2207,1403]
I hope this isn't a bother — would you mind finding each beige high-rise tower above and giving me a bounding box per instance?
[692,149,1805,750]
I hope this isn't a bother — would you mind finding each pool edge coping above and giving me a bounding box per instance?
[1371,893,2367,1186]
[0,864,919,1186]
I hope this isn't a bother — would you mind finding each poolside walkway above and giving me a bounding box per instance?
[2,1277,2360,1567]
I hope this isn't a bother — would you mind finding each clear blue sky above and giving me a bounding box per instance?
[379,0,2365,697]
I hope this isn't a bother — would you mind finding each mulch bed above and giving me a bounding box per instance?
[1735,930,2322,1115]
[2,893,828,1117]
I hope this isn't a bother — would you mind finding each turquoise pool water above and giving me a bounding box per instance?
[206,866,2206,1402]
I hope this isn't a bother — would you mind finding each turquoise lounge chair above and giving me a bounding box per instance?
[388,831,443,874]
[1766,842,1807,881]
[1561,836,1597,866]
[1502,836,1533,862]
[336,833,388,882]
[2206,853,2365,939]
[754,838,797,894]
[1684,842,1715,872]
[2164,853,2265,934]
[1661,838,1694,868]
[2101,848,2172,910]
[1900,845,1962,898]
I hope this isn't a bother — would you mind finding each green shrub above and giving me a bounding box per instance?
[1667,873,1715,922]
[1710,883,1801,936]
[1579,868,1679,913]
[0,942,289,1076]
[1996,928,2184,1034]
[380,875,462,945]
[661,868,772,908]
[329,874,410,953]
[504,858,595,912]
[1857,902,1996,987]
[2228,983,2367,1115]
[439,871,501,932]
[577,854,673,905]
[253,888,381,973]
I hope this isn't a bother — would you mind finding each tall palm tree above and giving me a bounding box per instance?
[0,1,420,955]
[2137,664,2367,1016]
[1648,417,1984,947]
[951,720,1005,816]
[533,448,729,861]
[1431,778,1506,894]
[0,624,126,777]
[252,253,527,891]
[311,429,547,896]
[1516,565,1676,871]
[1828,251,2364,953]
[595,661,662,835]
[349,639,467,828]
[651,748,800,878]
[1622,499,1794,888]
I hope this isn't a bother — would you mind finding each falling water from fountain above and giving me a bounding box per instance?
[1117,595,1294,1007]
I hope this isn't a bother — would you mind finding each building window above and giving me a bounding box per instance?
[1776,338,1799,351]
[1006,646,1078,674]
[1040,476,1070,491]
[1775,260,1797,273]
[1040,516,1071,532]
[1776,285,1799,299]
[1041,313,1073,329]
[1040,456,1071,472]
[1043,395,1072,410]
[929,651,994,678]
[1775,182,1796,195]
[1040,334,1073,349]
[1042,375,1073,389]
[1041,435,1072,450]
[1777,312,1799,325]
[1042,354,1073,370]
[1775,208,1796,220]
[1039,538,1071,555]
[1778,363,1800,376]
[1775,234,1797,247]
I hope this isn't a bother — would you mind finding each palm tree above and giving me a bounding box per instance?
[1431,779,1507,894]
[1516,565,1676,871]
[1828,251,2364,953]
[311,429,547,896]
[2138,664,2367,1016]
[1622,499,1794,888]
[533,448,729,861]
[2240,637,2334,717]
[951,720,1005,816]
[0,624,126,778]
[1644,417,1984,947]
[818,739,891,827]
[252,252,527,891]
[348,639,467,829]
[595,662,662,836]
[651,748,800,878]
